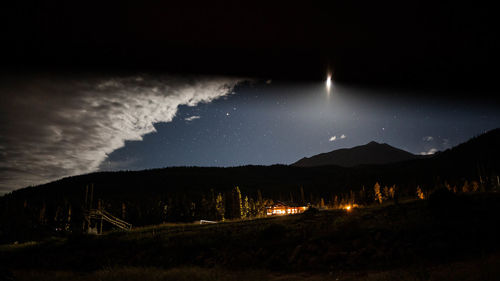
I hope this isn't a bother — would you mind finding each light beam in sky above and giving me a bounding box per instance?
[326,75,332,92]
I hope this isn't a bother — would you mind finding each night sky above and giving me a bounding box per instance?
[2,74,498,193]
[100,79,500,172]
[1,2,499,192]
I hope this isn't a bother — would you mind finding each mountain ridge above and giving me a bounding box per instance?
[292,141,425,167]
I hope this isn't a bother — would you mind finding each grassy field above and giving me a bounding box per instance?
[2,192,500,280]
[10,256,500,281]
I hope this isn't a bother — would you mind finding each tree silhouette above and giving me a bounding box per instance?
[215,193,225,221]
[374,182,383,204]
[416,186,425,199]
[243,196,250,218]
[462,181,470,193]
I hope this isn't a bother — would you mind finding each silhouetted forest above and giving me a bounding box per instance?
[0,129,499,243]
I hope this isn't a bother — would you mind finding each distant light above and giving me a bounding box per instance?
[326,75,332,92]
[345,205,351,211]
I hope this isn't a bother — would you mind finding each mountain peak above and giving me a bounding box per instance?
[292,141,419,167]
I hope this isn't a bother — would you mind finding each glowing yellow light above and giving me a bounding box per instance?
[326,75,332,91]
[345,205,351,211]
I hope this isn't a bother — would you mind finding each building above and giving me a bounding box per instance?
[266,202,308,216]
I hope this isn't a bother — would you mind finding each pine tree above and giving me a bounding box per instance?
[416,186,425,199]
[190,202,196,218]
[389,185,395,199]
[359,186,366,205]
[234,186,243,219]
[392,185,399,205]
[256,190,265,217]
[199,196,210,219]
[122,202,127,219]
[162,204,168,221]
[300,186,305,204]
[349,190,356,204]
[374,182,382,204]
[471,181,479,192]
[383,186,390,200]
[54,206,62,222]
[39,202,46,224]
[462,181,470,193]
[216,193,225,221]
[249,198,256,217]
[67,204,72,223]
[66,204,72,231]
[243,196,250,218]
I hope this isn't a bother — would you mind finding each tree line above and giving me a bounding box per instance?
[1,175,497,244]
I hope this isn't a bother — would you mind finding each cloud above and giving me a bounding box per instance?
[423,136,434,141]
[185,115,201,122]
[420,148,438,155]
[0,74,242,193]
[329,134,346,142]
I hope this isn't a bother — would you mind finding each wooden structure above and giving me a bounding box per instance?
[84,208,132,233]
[82,184,132,234]
[199,220,217,224]
[266,202,307,216]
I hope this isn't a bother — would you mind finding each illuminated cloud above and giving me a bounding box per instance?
[0,74,242,192]
[423,136,434,141]
[420,148,438,155]
[185,115,201,122]
[329,134,346,142]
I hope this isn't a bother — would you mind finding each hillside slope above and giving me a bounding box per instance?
[2,193,500,280]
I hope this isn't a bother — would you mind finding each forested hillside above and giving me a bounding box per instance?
[1,129,499,243]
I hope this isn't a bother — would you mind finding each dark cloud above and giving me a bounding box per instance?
[0,74,241,192]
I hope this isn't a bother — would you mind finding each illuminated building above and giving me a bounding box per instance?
[266,202,308,216]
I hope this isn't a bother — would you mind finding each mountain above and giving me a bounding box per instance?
[292,141,422,167]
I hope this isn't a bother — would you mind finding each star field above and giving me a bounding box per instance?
[100,81,500,171]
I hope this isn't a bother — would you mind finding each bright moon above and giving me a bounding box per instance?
[326,75,332,92]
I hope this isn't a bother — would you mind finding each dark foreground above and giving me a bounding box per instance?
[2,192,500,281]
